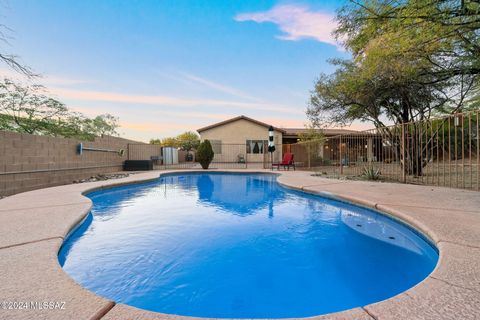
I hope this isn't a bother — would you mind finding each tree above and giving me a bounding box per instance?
[0,20,35,77]
[176,131,200,152]
[150,131,200,151]
[0,78,69,134]
[81,114,119,137]
[176,131,200,161]
[149,138,161,144]
[0,78,119,139]
[309,0,480,129]
[196,140,214,169]
[150,136,179,146]
[307,0,480,176]
[47,113,119,140]
[307,58,448,128]
[298,124,325,143]
[335,0,480,84]
[298,124,326,167]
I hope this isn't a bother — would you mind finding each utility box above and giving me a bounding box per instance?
[124,160,153,171]
[162,147,179,165]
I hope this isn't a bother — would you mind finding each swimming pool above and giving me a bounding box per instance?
[59,173,438,318]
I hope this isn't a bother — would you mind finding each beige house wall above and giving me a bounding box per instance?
[199,118,283,163]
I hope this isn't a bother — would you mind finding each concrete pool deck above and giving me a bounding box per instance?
[0,169,479,320]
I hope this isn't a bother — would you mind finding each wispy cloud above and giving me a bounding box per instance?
[235,4,340,48]
[72,105,234,122]
[156,70,260,101]
[120,121,190,133]
[40,74,90,87]
[50,87,303,115]
[180,72,259,101]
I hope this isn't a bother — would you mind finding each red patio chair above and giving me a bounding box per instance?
[272,153,295,171]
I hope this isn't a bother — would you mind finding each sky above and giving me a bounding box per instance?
[1,0,372,142]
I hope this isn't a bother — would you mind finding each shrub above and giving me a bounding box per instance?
[196,140,214,169]
[362,166,381,181]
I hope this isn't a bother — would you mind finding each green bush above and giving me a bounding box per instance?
[362,165,381,181]
[196,140,214,169]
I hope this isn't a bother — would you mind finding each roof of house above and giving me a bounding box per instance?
[283,128,361,137]
[197,115,286,133]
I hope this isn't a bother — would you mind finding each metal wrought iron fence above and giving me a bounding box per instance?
[287,110,480,190]
[128,143,278,170]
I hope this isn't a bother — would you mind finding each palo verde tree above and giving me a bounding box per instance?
[0,12,118,139]
[297,124,325,142]
[0,78,69,134]
[297,124,326,166]
[150,131,200,159]
[48,113,119,140]
[176,131,200,152]
[335,0,480,84]
[0,78,119,140]
[0,16,35,77]
[307,0,480,176]
[150,137,179,147]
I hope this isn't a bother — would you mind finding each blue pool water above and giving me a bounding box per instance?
[59,173,438,318]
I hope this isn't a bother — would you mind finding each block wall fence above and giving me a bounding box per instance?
[0,130,145,196]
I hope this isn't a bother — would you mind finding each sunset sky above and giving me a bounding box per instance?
[2,0,373,142]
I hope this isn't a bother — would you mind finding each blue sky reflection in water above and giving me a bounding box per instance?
[59,173,438,318]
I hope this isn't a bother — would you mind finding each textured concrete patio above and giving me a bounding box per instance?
[0,170,479,320]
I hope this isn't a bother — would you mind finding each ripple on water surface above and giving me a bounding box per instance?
[59,173,438,318]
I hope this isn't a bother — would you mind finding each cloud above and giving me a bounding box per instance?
[235,4,340,48]
[120,121,190,133]
[72,104,234,122]
[50,87,303,115]
[180,73,259,101]
[40,75,90,87]
[156,71,261,101]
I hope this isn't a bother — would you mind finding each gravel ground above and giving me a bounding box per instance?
[0,173,134,199]
[73,173,131,184]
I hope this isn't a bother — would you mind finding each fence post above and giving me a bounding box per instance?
[339,136,343,175]
[401,124,406,183]
[307,143,311,169]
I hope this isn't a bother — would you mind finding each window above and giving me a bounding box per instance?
[210,140,222,154]
[246,140,267,154]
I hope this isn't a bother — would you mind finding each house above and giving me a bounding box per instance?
[196,115,379,165]
[281,128,359,144]
[197,115,285,163]
[197,116,393,166]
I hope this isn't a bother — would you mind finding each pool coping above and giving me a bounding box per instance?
[0,169,479,320]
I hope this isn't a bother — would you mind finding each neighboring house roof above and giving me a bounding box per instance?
[197,115,286,133]
[283,128,360,137]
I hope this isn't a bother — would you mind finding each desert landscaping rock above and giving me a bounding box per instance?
[72,173,130,184]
